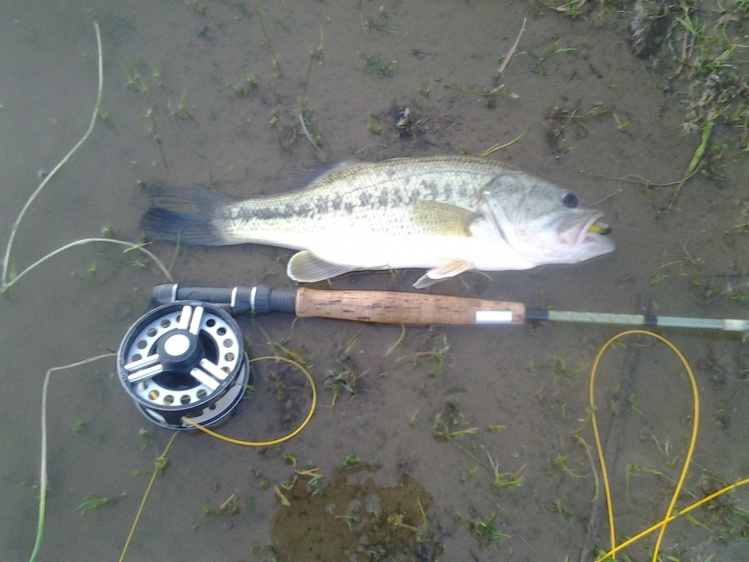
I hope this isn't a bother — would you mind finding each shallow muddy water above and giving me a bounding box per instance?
[1,1,748,560]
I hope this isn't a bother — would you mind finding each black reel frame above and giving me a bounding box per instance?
[117,301,250,430]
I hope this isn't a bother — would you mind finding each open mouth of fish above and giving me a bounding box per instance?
[560,212,612,247]
[586,215,611,236]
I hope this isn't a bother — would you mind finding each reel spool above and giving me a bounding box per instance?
[117,302,249,430]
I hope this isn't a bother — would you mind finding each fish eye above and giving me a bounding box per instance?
[562,192,578,208]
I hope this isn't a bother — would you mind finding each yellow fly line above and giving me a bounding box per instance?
[180,355,317,446]
[590,330,749,561]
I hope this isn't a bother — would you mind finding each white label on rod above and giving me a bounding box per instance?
[723,319,749,332]
[475,310,513,324]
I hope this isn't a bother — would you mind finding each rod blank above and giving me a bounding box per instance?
[527,309,749,332]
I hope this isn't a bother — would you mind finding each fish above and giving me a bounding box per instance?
[140,155,614,288]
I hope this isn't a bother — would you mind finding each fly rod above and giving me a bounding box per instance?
[151,283,749,333]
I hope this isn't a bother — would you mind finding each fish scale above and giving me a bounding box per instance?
[225,157,488,222]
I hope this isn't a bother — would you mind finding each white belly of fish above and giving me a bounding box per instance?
[282,213,537,288]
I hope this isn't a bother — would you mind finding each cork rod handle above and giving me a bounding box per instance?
[295,288,526,325]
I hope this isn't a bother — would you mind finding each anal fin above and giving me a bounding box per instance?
[287,251,358,283]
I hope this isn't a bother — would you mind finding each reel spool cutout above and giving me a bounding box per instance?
[117,302,249,430]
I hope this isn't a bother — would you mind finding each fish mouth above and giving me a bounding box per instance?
[586,216,611,236]
[573,213,615,256]
[559,212,613,250]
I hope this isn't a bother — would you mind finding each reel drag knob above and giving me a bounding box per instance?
[117,302,249,430]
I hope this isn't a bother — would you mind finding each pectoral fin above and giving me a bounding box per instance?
[412,201,480,236]
[287,250,358,283]
[413,259,472,289]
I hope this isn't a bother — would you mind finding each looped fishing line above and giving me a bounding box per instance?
[590,330,749,561]
[181,355,317,445]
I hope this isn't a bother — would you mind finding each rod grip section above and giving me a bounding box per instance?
[295,288,526,325]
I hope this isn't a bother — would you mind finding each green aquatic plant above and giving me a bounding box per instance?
[547,500,576,519]
[120,60,150,98]
[297,25,324,95]
[75,493,126,515]
[469,511,510,547]
[167,88,197,123]
[225,69,259,97]
[256,7,281,76]
[343,455,361,468]
[362,53,396,78]
[360,5,390,33]
[487,453,525,491]
[517,37,577,75]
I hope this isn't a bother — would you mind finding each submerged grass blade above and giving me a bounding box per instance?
[2,22,103,290]
[3,239,172,292]
[667,117,714,210]
[32,353,115,562]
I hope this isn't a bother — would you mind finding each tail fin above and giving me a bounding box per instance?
[140,185,240,246]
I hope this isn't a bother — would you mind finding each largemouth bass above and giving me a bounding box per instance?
[140,155,614,288]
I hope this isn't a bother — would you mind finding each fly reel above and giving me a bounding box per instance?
[117,302,249,430]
